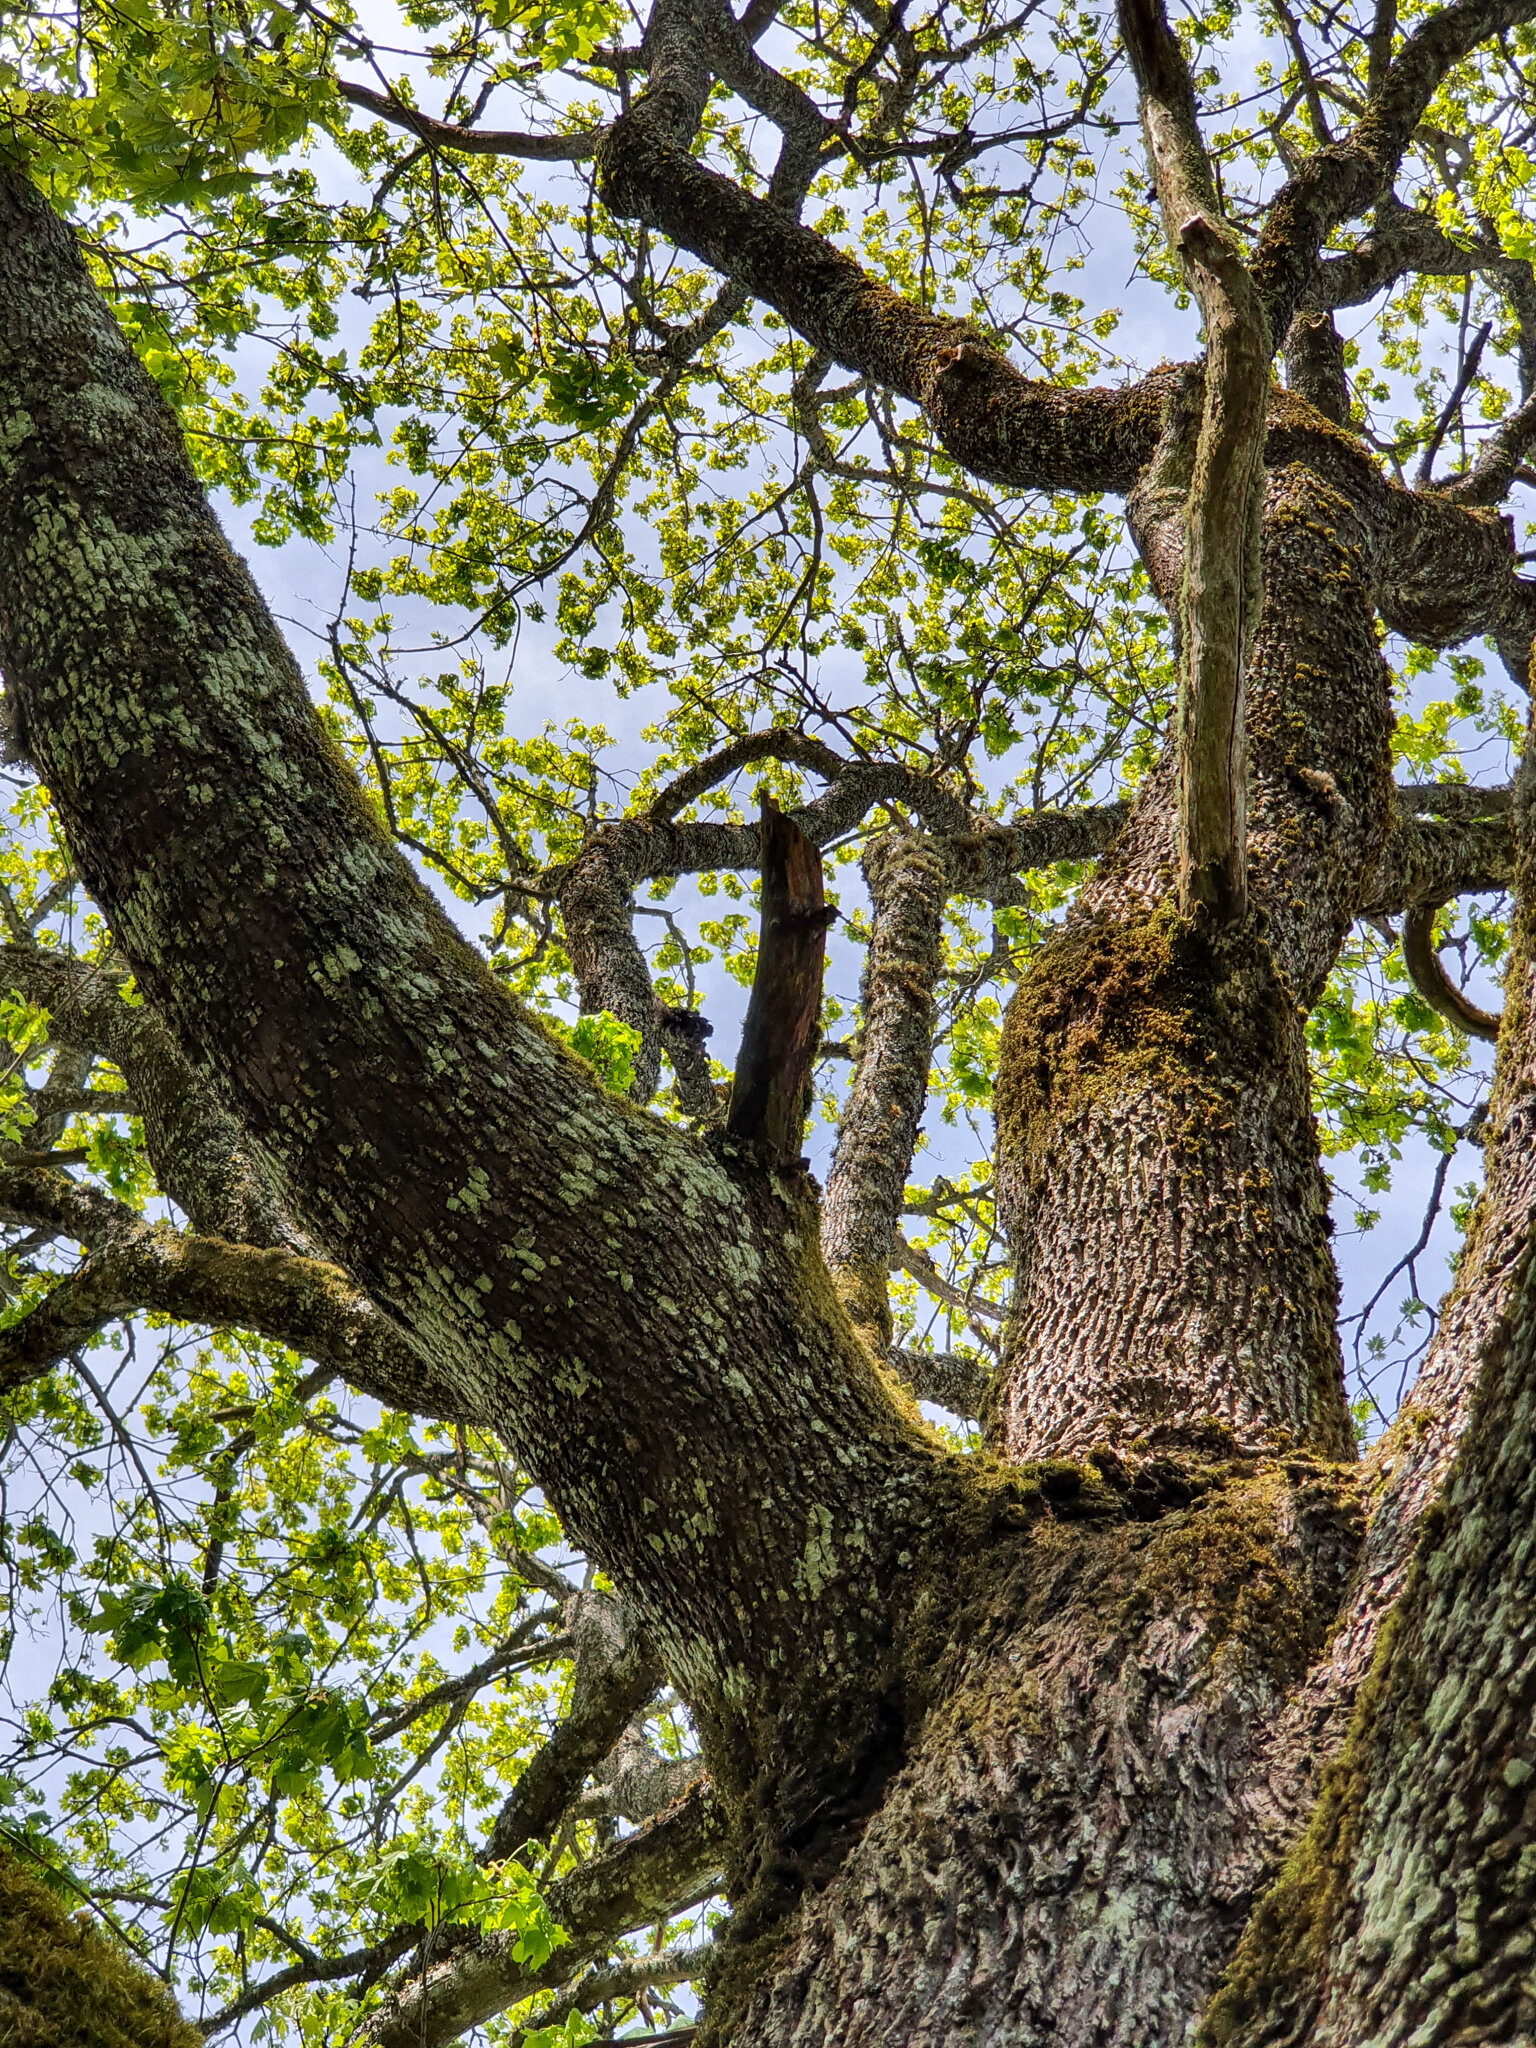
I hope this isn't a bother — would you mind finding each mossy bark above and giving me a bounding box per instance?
[1195,721,1536,2047]
[993,459,1392,1464]
[0,1850,203,2048]
[4,154,1536,2048]
[720,1456,1363,2047]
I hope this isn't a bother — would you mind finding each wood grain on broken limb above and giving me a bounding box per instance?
[725,798,832,1161]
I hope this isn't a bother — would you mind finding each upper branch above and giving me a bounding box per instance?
[337,80,602,158]
[1251,0,1536,342]
[1119,0,1269,922]
[596,89,1168,496]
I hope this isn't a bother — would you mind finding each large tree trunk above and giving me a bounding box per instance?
[993,447,1391,1465]
[4,141,1536,2048]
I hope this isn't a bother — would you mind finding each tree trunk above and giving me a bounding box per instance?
[5,150,1536,2048]
[993,446,1390,1465]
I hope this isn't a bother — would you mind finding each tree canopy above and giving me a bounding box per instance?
[0,0,1534,2039]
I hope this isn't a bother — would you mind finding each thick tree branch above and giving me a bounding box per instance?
[1363,802,1514,913]
[0,1185,459,1415]
[1283,310,1351,426]
[0,166,956,1825]
[597,96,1172,497]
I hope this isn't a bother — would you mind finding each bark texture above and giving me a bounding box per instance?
[1199,732,1536,2046]
[994,451,1395,1463]
[0,168,966,1915]
[725,1461,1363,2045]
[2,0,1536,2012]
[821,832,948,1349]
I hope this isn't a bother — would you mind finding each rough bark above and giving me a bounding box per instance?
[0,167,969,1923]
[2,0,1536,2015]
[821,832,948,1348]
[725,1460,1364,2045]
[994,451,1395,1464]
[1199,726,1536,2046]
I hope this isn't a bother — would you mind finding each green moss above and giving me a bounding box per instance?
[0,1849,203,2048]
[1132,1471,1340,1682]
[995,902,1296,1177]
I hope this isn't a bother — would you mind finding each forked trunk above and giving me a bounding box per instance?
[5,158,1536,2048]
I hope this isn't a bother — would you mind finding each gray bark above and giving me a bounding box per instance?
[4,0,1536,2018]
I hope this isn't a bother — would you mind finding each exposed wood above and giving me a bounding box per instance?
[726,798,833,1160]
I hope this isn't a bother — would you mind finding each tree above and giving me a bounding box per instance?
[0,0,1534,2036]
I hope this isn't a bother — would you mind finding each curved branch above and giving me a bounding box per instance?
[596,93,1169,497]
[1400,902,1502,1039]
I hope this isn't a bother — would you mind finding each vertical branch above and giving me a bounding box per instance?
[1283,309,1352,425]
[820,833,947,1350]
[1119,0,1270,925]
[726,799,832,1160]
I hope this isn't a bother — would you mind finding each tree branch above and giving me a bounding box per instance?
[1120,0,1268,923]
[726,799,831,1160]
[1362,801,1514,915]
[1400,902,1502,1038]
[337,80,601,160]
[821,832,947,1348]
[596,93,1172,497]
[887,1345,994,1418]
[482,1597,662,1866]
[361,1786,726,2048]
[0,163,952,1806]
[0,1189,460,1416]
[1251,0,1536,343]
